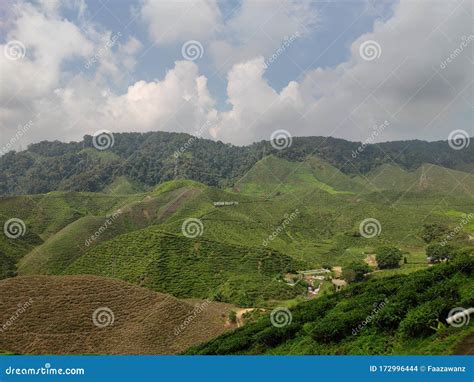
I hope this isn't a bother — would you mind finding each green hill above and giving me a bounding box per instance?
[10,172,474,280]
[1,132,472,195]
[186,255,474,355]
[233,155,370,196]
[16,182,206,275]
[366,163,474,197]
[102,176,147,194]
[65,229,305,306]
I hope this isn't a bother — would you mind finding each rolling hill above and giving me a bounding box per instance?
[1,132,472,195]
[233,155,370,196]
[16,182,204,275]
[0,133,473,357]
[0,275,234,355]
[64,229,305,306]
[366,163,474,197]
[7,161,474,285]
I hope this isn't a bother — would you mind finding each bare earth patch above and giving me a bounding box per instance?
[0,275,233,355]
[364,254,377,267]
[332,266,342,278]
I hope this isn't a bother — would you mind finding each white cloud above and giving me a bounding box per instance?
[140,0,222,44]
[209,0,318,71]
[213,0,473,144]
[100,60,216,134]
[1,0,472,153]
[214,57,304,144]
[0,1,93,103]
[0,60,217,147]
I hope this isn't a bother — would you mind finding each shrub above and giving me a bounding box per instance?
[376,247,403,269]
[343,262,371,282]
[426,243,456,263]
[420,223,448,243]
[398,298,446,338]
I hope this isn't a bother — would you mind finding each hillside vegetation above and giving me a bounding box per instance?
[65,229,305,306]
[187,256,474,355]
[0,133,473,356]
[1,132,472,195]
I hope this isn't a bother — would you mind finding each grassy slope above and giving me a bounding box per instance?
[8,160,474,281]
[65,229,306,306]
[102,176,147,194]
[186,256,474,355]
[233,155,370,196]
[0,275,235,355]
[366,163,474,197]
[16,183,204,275]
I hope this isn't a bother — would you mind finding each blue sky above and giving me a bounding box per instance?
[73,0,396,104]
[0,0,472,150]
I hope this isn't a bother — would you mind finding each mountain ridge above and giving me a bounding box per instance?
[1,131,472,195]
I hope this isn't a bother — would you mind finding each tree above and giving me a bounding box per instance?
[376,247,403,269]
[420,223,448,243]
[342,262,371,282]
[426,243,455,263]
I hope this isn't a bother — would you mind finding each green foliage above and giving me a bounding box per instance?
[398,298,447,338]
[1,132,473,195]
[342,261,371,282]
[426,243,456,263]
[228,311,237,324]
[186,257,474,355]
[376,247,403,269]
[421,223,448,243]
[65,229,305,306]
[0,250,16,278]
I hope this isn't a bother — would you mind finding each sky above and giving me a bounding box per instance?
[0,0,473,151]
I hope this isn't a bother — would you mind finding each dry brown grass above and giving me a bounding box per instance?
[0,275,234,354]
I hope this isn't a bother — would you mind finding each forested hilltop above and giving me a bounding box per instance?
[1,131,473,195]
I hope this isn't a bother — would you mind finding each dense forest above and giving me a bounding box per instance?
[1,131,473,195]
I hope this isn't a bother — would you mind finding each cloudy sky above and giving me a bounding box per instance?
[0,0,473,151]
